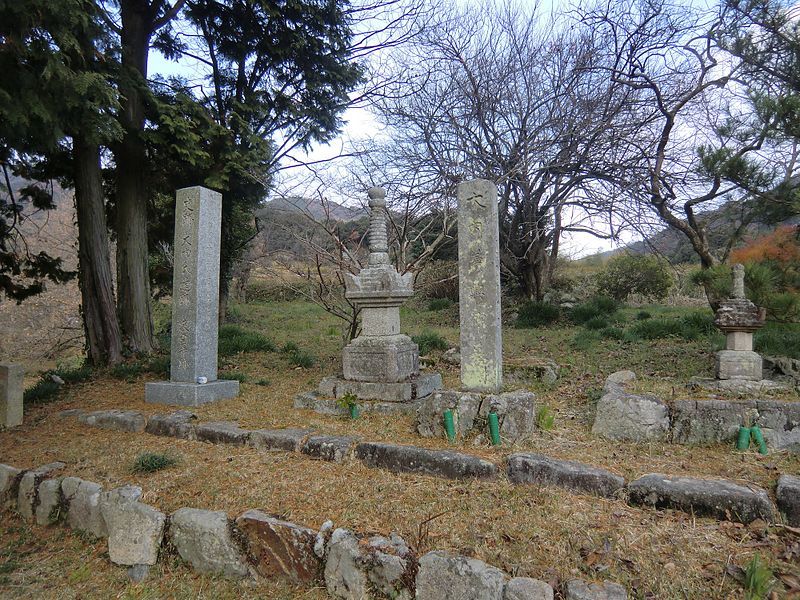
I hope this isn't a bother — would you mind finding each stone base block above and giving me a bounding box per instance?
[294,392,421,416]
[145,380,239,406]
[342,335,418,382]
[688,377,788,395]
[715,350,762,381]
[318,373,442,403]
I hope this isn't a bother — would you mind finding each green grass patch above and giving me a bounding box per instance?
[570,296,620,324]
[219,371,250,383]
[427,298,454,311]
[636,310,652,320]
[755,322,800,359]
[536,405,555,430]
[131,452,178,474]
[23,364,93,405]
[583,316,609,330]
[412,330,449,355]
[218,325,276,356]
[516,301,561,328]
[281,342,316,368]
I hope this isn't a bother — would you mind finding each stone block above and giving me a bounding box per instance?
[457,179,503,393]
[342,335,419,383]
[504,362,559,386]
[363,533,413,600]
[195,421,251,445]
[236,509,320,583]
[0,364,23,428]
[604,370,636,390]
[17,462,65,519]
[355,442,498,480]
[317,373,442,403]
[324,528,368,599]
[100,485,166,566]
[481,390,537,443]
[564,579,627,600]
[507,453,624,498]
[716,350,762,380]
[627,474,774,524]
[145,380,240,407]
[505,577,554,600]
[34,478,63,525]
[416,550,506,600]
[592,388,669,442]
[61,477,106,538]
[144,410,197,439]
[295,391,421,416]
[727,331,753,352]
[301,435,357,463]
[0,464,22,507]
[670,399,753,446]
[777,474,800,526]
[170,508,249,578]
[77,410,146,433]
[249,428,312,452]
[416,389,482,439]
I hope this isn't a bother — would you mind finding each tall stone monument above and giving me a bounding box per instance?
[145,186,239,406]
[297,187,441,412]
[714,264,765,381]
[457,179,502,393]
[0,364,23,428]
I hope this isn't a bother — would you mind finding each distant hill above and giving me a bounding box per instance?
[256,196,367,222]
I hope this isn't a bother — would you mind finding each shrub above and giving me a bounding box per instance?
[219,371,249,383]
[218,325,275,356]
[52,365,93,384]
[597,253,673,301]
[679,312,716,337]
[412,331,449,355]
[536,405,555,430]
[743,554,775,600]
[629,318,684,340]
[636,310,652,320]
[281,342,316,368]
[515,301,561,328]
[755,324,800,359]
[570,296,620,324]
[416,260,459,301]
[23,379,62,405]
[427,298,454,311]
[599,326,626,340]
[131,452,177,474]
[570,330,601,351]
[583,316,609,330]
[111,363,144,382]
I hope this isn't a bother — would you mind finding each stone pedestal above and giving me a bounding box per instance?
[342,336,418,383]
[456,180,502,393]
[145,186,239,406]
[0,364,23,428]
[716,350,763,381]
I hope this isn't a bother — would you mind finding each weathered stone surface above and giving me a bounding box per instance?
[56,408,85,419]
[195,421,251,445]
[100,485,166,566]
[145,186,239,406]
[317,373,442,403]
[17,462,65,519]
[604,370,636,389]
[295,391,421,415]
[237,509,320,583]
[480,390,537,442]
[170,508,249,578]
[363,533,413,600]
[249,428,312,452]
[144,410,197,439]
[127,564,151,582]
[504,362,559,386]
[505,577,554,600]
[301,435,357,463]
[671,399,755,445]
[77,409,146,433]
[325,528,368,599]
[716,350,763,381]
[628,474,774,524]
[507,453,624,498]
[343,336,419,383]
[564,579,627,600]
[457,179,503,393]
[0,364,23,428]
[0,463,22,507]
[763,355,800,386]
[416,389,482,439]
[687,377,788,395]
[356,442,498,480]
[34,478,63,525]
[592,372,668,442]
[416,550,506,600]
[61,477,106,538]
[777,474,800,527]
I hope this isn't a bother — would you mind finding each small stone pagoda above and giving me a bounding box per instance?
[714,264,766,381]
[296,187,441,413]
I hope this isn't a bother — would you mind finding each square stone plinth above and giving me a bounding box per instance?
[145,380,239,407]
[716,350,762,381]
[318,373,442,403]
[342,336,418,383]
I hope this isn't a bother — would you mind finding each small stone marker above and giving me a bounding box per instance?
[0,364,23,428]
[457,180,502,393]
[145,186,239,406]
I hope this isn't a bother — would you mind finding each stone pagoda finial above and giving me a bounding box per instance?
[732,263,746,299]
[367,187,389,266]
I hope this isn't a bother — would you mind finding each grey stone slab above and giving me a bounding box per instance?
[507,453,625,498]
[249,428,312,452]
[480,390,537,442]
[100,485,166,566]
[592,389,669,442]
[170,508,249,578]
[457,180,502,393]
[145,380,239,407]
[416,550,506,600]
[56,409,85,419]
[416,389,483,439]
[0,464,22,507]
[342,335,419,383]
[295,391,421,416]
[364,533,413,600]
[16,462,65,519]
[77,410,146,433]
[627,474,774,524]
[144,410,197,439]
[670,399,756,446]
[324,528,368,599]
[317,373,442,403]
[0,364,23,428]
[301,435,357,463]
[355,442,498,480]
[34,478,63,525]
[564,579,627,600]
[505,577,554,600]
[195,421,251,445]
[61,477,106,538]
[777,474,800,526]
[716,350,763,380]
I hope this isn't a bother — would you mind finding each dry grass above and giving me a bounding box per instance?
[2,300,800,598]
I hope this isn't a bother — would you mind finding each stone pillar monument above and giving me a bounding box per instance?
[457,179,502,393]
[714,264,765,381]
[0,364,23,428]
[145,186,239,406]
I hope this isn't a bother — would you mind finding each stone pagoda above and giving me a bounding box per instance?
[714,264,766,381]
[296,187,441,413]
